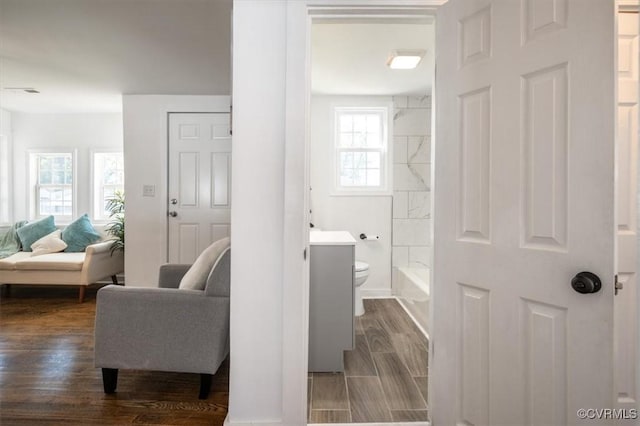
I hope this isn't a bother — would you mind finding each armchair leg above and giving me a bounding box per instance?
[111,275,119,285]
[199,374,212,399]
[78,286,85,303]
[102,368,118,394]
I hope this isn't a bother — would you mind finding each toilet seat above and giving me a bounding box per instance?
[355,261,369,272]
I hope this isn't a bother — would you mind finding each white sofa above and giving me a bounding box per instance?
[0,240,124,302]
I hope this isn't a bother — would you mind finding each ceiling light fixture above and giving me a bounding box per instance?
[3,87,40,93]
[387,50,426,70]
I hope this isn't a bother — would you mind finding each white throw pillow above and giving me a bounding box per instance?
[179,237,230,290]
[30,230,68,257]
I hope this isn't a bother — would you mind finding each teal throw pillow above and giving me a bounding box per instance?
[17,216,57,252]
[61,214,101,252]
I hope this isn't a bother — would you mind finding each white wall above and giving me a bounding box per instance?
[311,95,392,296]
[0,109,12,224]
[122,95,230,287]
[227,1,287,424]
[10,112,123,222]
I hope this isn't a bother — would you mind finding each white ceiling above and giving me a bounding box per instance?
[311,21,435,96]
[0,0,232,113]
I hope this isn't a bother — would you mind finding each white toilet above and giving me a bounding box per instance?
[354,261,369,316]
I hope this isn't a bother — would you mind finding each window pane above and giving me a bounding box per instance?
[39,170,52,185]
[340,169,354,186]
[353,131,367,147]
[53,171,65,185]
[340,133,353,147]
[339,115,353,132]
[39,157,50,171]
[340,152,353,169]
[353,152,366,168]
[366,152,380,168]
[367,170,380,186]
[39,201,51,216]
[366,132,380,147]
[53,156,65,169]
[353,115,367,133]
[366,114,380,133]
[353,169,366,186]
[52,188,63,200]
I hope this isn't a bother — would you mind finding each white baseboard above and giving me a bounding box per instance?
[361,288,392,298]
[310,423,430,426]
[223,416,282,426]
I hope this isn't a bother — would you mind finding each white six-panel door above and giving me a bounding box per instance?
[433,1,616,424]
[168,113,231,263]
[615,9,639,420]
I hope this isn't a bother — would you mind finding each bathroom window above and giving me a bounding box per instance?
[333,107,391,194]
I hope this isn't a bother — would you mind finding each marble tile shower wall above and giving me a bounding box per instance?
[392,95,431,271]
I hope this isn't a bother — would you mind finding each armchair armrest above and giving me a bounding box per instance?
[94,285,229,374]
[158,264,191,289]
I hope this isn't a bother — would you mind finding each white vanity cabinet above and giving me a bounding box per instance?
[308,231,355,372]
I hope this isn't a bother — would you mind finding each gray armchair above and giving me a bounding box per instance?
[94,243,230,399]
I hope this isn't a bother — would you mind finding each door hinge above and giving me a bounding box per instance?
[229,105,233,136]
[615,274,623,296]
[303,248,307,261]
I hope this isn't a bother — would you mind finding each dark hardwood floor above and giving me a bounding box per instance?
[0,285,229,425]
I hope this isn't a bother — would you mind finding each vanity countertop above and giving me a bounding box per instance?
[309,230,356,246]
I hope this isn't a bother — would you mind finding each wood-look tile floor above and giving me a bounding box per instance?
[0,285,229,425]
[308,298,429,424]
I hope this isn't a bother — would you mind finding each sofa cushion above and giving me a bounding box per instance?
[17,216,57,252]
[14,252,86,271]
[31,230,68,256]
[62,214,101,252]
[0,252,32,270]
[179,237,230,291]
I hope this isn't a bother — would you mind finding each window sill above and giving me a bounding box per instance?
[330,191,393,197]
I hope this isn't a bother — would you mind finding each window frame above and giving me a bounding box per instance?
[28,149,77,222]
[331,104,393,196]
[0,135,11,226]
[91,150,125,222]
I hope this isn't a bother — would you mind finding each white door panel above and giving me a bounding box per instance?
[615,10,639,420]
[433,1,616,424]
[168,113,231,264]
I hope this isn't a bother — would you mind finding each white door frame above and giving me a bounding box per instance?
[282,2,443,425]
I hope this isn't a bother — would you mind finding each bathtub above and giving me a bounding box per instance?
[393,266,430,337]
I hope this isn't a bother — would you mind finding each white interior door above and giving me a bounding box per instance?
[615,9,639,420]
[432,1,616,424]
[168,113,231,263]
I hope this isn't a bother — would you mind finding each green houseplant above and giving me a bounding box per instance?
[105,191,125,255]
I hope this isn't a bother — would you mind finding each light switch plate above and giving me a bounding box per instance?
[143,185,155,197]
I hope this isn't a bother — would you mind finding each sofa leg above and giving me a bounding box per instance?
[3,284,10,298]
[78,286,85,303]
[102,368,118,394]
[111,275,119,286]
[199,373,212,399]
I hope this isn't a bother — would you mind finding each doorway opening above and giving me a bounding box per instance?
[281,1,639,425]
[306,15,435,424]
